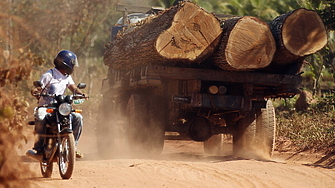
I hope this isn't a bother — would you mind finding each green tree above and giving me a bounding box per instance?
[1,0,122,65]
[196,0,301,21]
[1,0,119,95]
[150,0,175,8]
[297,0,335,94]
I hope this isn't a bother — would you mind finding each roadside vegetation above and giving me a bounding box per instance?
[0,52,44,187]
[275,93,335,153]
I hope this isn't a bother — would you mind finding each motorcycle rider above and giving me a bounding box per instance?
[27,50,85,158]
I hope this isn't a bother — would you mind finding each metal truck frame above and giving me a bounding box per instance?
[97,64,301,158]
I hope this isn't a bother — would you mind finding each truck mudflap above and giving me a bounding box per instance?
[174,93,267,111]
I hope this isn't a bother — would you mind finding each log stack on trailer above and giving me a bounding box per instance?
[104,2,222,70]
[267,8,328,73]
[208,16,276,71]
[104,1,327,74]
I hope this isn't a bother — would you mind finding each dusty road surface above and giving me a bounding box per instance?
[19,128,335,188]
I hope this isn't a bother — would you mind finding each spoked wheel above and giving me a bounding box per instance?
[126,93,165,157]
[58,133,75,179]
[40,161,53,178]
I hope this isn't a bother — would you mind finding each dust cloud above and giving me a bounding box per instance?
[92,113,164,160]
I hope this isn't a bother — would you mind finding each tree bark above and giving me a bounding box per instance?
[266,8,327,74]
[208,16,276,71]
[103,2,222,70]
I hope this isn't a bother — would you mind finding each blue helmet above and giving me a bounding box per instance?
[54,50,78,75]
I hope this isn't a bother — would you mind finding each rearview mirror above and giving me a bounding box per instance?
[77,83,86,89]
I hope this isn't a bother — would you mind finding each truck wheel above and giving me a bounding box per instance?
[233,110,257,157]
[256,100,276,158]
[96,98,114,158]
[96,95,127,159]
[204,134,224,155]
[126,93,165,157]
[148,94,165,154]
[233,100,276,159]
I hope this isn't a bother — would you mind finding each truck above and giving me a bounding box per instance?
[96,4,302,158]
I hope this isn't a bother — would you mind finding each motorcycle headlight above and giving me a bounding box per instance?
[59,103,72,116]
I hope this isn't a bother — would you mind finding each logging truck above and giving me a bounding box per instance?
[97,2,327,158]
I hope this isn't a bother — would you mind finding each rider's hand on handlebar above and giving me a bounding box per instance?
[82,93,89,99]
[31,87,42,99]
[73,92,89,99]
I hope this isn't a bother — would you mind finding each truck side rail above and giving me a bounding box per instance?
[109,65,302,98]
[139,65,302,87]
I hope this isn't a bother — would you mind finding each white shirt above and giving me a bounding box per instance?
[38,68,75,106]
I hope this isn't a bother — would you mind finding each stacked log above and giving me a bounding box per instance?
[104,2,328,74]
[265,8,328,74]
[103,2,222,70]
[208,16,276,71]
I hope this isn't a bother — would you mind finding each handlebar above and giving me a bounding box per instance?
[33,93,54,97]
[73,94,89,100]
[33,93,89,99]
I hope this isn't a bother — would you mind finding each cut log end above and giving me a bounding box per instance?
[225,16,276,70]
[155,2,222,61]
[282,8,327,56]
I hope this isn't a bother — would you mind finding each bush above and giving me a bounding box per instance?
[276,94,335,152]
[0,52,44,187]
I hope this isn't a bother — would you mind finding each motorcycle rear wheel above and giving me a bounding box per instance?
[58,133,75,179]
[40,161,53,178]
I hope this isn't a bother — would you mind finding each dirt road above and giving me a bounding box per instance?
[20,130,335,188]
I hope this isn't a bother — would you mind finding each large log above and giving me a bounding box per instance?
[104,2,222,70]
[208,16,276,71]
[266,8,327,74]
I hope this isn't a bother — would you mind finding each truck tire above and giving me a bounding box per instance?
[126,93,165,157]
[233,110,257,157]
[148,94,165,154]
[96,98,116,158]
[233,100,276,159]
[96,94,128,159]
[204,134,224,155]
[256,100,276,158]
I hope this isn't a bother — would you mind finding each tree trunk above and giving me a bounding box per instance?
[103,2,222,70]
[266,8,327,74]
[208,16,276,71]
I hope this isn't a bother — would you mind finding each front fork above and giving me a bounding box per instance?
[56,113,73,132]
[43,113,73,163]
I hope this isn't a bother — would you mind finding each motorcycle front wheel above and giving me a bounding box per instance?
[58,133,75,179]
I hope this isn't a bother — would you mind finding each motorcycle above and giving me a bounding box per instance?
[26,80,87,179]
